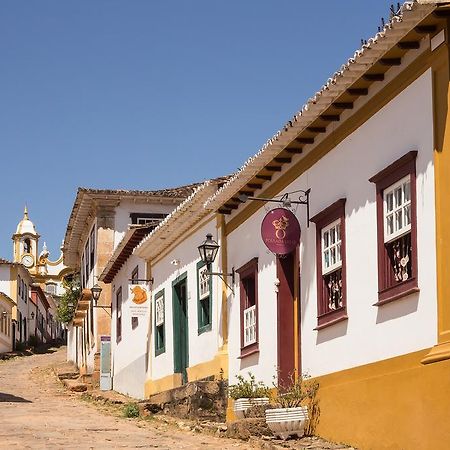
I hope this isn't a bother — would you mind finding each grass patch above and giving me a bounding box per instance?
[123,402,140,418]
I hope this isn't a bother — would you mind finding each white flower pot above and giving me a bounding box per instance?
[265,406,309,439]
[233,397,270,419]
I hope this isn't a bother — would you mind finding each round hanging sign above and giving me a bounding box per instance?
[261,208,300,255]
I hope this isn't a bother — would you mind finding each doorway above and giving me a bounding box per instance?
[172,273,189,384]
[276,250,300,388]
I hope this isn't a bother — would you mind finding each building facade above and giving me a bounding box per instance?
[201,3,450,448]
[64,186,201,383]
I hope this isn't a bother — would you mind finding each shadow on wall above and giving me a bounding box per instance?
[114,352,147,400]
[239,351,259,371]
[316,320,348,345]
[376,293,419,324]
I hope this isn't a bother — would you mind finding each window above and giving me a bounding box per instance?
[84,242,89,286]
[131,266,139,284]
[154,289,165,355]
[311,199,347,329]
[370,151,419,305]
[46,283,57,295]
[237,258,258,357]
[197,262,212,334]
[89,227,95,271]
[18,276,22,297]
[80,256,85,289]
[130,212,167,226]
[131,266,139,328]
[23,283,27,303]
[24,239,31,254]
[116,287,122,342]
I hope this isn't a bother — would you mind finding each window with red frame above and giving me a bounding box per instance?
[237,258,258,357]
[311,199,347,329]
[369,151,419,305]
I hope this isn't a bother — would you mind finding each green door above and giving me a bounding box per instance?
[172,274,189,384]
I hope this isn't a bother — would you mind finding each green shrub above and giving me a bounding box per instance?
[123,402,140,418]
[272,373,319,409]
[228,373,270,400]
[28,334,39,349]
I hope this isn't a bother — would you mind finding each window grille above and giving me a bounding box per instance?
[243,305,257,347]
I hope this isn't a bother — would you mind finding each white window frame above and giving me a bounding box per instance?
[198,265,210,301]
[46,283,57,295]
[243,304,257,347]
[321,219,342,275]
[383,175,411,243]
[155,293,164,327]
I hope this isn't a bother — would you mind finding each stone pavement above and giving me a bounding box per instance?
[0,346,253,449]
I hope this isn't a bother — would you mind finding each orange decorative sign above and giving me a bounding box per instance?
[128,284,149,317]
[130,285,148,304]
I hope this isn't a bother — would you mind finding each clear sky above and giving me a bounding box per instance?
[0,0,396,259]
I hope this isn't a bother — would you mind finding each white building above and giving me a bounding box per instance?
[99,180,229,399]
[64,185,201,382]
[200,2,450,449]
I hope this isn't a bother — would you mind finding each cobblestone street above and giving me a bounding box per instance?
[0,347,251,449]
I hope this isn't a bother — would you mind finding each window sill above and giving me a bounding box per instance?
[374,284,420,306]
[314,313,348,331]
[239,343,259,359]
[315,306,347,329]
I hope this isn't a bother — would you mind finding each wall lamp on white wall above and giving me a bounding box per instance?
[91,282,112,316]
[198,234,235,291]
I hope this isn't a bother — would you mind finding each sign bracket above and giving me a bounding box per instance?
[239,189,311,227]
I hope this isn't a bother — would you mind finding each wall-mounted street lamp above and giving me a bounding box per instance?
[198,234,235,291]
[91,283,103,305]
[29,311,35,320]
[91,282,111,317]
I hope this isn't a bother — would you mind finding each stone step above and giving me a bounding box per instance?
[63,378,90,392]
[144,380,227,422]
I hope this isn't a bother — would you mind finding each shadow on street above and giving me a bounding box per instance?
[0,392,32,403]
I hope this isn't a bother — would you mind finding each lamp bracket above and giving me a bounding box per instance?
[206,267,235,293]
[239,188,311,227]
[93,304,112,317]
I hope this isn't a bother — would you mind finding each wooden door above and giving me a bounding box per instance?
[276,251,298,388]
[173,275,189,384]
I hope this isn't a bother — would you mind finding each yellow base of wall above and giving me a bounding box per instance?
[145,373,182,397]
[315,348,450,450]
[186,351,228,382]
[145,351,228,398]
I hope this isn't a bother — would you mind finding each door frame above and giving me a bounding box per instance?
[276,246,301,387]
[172,272,189,383]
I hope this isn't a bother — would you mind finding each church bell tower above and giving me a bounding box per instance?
[12,206,40,272]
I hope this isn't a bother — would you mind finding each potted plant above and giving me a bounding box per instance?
[265,374,319,439]
[228,373,270,419]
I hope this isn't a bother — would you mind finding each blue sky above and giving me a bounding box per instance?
[0,0,396,259]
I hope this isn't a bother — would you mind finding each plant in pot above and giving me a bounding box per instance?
[229,373,270,419]
[265,373,319,440]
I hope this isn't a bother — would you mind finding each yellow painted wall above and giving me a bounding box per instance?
[315,349,450,450]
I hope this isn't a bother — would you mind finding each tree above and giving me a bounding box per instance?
[56,274,81,324]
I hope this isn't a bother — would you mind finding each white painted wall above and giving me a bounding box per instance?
[227,68,437,383]
[148,219,223,383]
[113,202,175,250]
[227,213,279,387]
[110,253,149,399]
[0,266,11,296]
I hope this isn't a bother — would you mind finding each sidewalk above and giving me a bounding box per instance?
[54,359,356,450]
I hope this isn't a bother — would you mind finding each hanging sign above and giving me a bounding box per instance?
[128,284,150,317]
[261,208,300,255]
